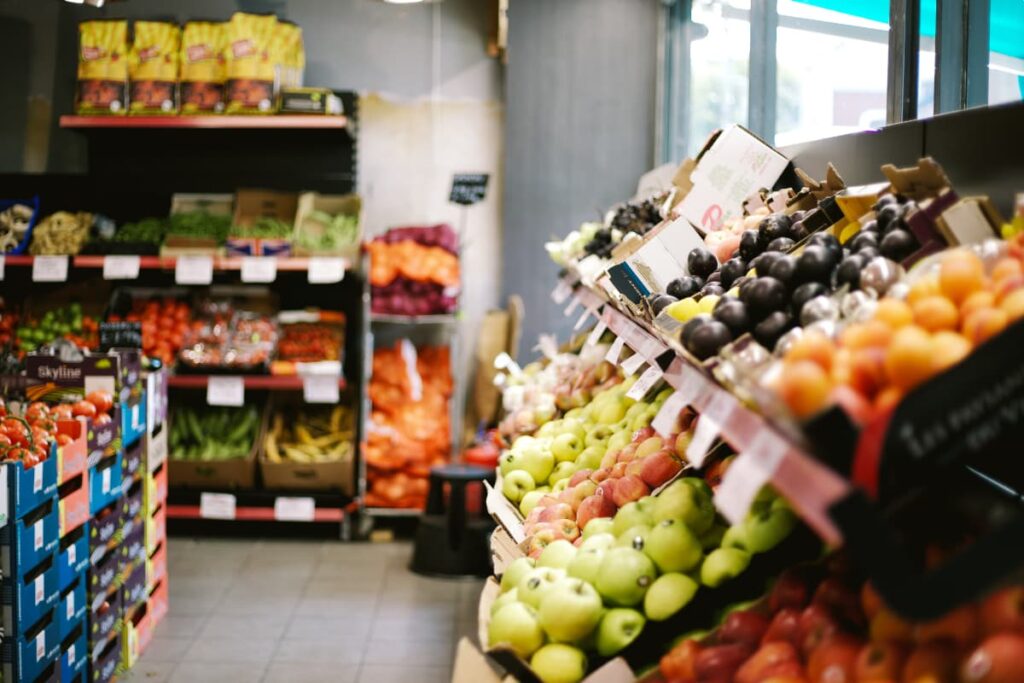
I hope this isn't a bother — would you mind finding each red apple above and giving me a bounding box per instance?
[770,569,812,612]
[980,586,1024,637]
[806,635,862,683]
[538,502,575,524]
[568,469,593,487]
[610,462,629,479]
[591,467,612,483]
[798,605,840,658]
[961,633,1024,683]
[597,479,617,500]
[736,642,803,683]
[550,518,579,542]
[855,641,906,681]
[600,450,619,470]
[610,475,650,507]
[719,610,771,647]
[870,608,913,645]
[631,426,656,443]
[903,642,960,683]
[661,639,701,683]
[914,604,978,649]
[616,444,638,463]
[640,448,685,488]
[763,608,802,648]
[813,578,865,627]
[694,642,754,683]
[575,494,617,529]
[703,455,734,489]
[625,457,646,479]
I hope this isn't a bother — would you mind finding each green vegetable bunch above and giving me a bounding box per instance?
[115,218,167,243]
[167,211,232,244]
[230,217,292,239]
[170,405,259,461]
[297,211,359,252]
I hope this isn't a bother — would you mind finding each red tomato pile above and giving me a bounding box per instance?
[0,390,114,469]
[109,297,192,367]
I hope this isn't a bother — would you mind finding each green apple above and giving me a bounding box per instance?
[512,434,539,452]
[595,399,627,425]
[548,461,578,485]
[567,547,605,585]
[551,432,585,464]
[741,507,796,553]
[519,443,555,484]
[537,421,560,439]
[539,578,602,643]
[491,587,521,615]
[530,643,587,683]
[560,418,587,442]
[499,450,524,476]
[653,387,674,404]
[595,608,646,656]
[665,298,700,323]
[503,470,536,504]
[673,432,692,459]
[551,478,570,494]
[606,430,631,455]
[596,548,656,607]
[537,540,578,570]
[698,523,727,550]
[635,436,664,459]
[581,518,613,539]
[575,446,604,471]
[651,480,714,533]
[579,532,615,552]
[612,501,652,538]
[614,525,650,552]
[501,556,536,593]
[584,425,613,447]
[630,409,656,432]
[564,408,584,421]
[518,567,567,608]
[520,490,547,517]
[699,547,751,588]
[645,518,703,573]
[644,572,699,621]
[683,476,713,499]
[635,496,657,518]
[488,602,545,658]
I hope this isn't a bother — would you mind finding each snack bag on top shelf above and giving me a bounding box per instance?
[76,20,129,115]
[275,20,306,90]
[224,12,279,114]
[129,21,181,115]
[180,21,227,114]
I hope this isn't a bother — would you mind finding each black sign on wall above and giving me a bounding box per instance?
[449,174,490,206]
[99,322,143,350]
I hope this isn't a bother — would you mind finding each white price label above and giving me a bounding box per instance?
[652,390,689,438]
[102,255,140,280]
[67,542,76,565]
[550,280,573,304]
[585,320,607,348]
[33,463,42,492]
[701,390,736,425]
[101,467,111,494]
[34,574,44,605]
[174,255,213,285]
[686,414,720,468]
[302,375,340,404]
[0,255,5,280]
[34,520,43,551]
[626,364,663,401]
[68,643,75,665]
[199,492,236,520]
[36,631,45,661]
[307,257,345,284]
[563,296,582,316]
[273,496,315,522]
[605,336,626,365]
[573,308,592,331]
[240,256,277,283]
[714,439,787,524]
[207,376,244,407]
[32,255,68,282]
[66,590,74,619]
[621,351,647,376]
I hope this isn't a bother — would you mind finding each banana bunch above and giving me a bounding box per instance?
[265,405,354,463]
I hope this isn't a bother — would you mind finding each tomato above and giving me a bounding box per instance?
[7,447,29,462]
[31,427,51,445]
[1,417,29,447]
[33,443,48,462]
[85,391,114,415]
[51,404,73,421]
[24,402,51,424]
[21,451,39,468]
[34,418,56,434]
[0,397,7,418]
[0,434,11,448]
[93,413,112,426]
[71,400,97,419]
[56,433,73,447]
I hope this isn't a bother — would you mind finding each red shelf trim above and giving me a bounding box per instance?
[166,375,345,390]
[60,115,349,130]
[3,255,348,273]
[166,504,344,522]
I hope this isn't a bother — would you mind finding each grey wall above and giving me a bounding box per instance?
[502,0,660,359]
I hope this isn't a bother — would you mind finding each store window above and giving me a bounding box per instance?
[918,0,936,118]
[988,0,1024,105]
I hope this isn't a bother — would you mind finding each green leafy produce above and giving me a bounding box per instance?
[297,211,359,252]
[230,217,292,239]
[115,217,167,243]
[169,405,259,461]
[167,211,232,244]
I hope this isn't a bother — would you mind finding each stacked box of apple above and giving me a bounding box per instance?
[0,392,111,469]
[656,552,1024,683]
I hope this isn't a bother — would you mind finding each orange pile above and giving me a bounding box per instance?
[776,243,1024,423]
[365,342,453,509]
[366,240,460,287]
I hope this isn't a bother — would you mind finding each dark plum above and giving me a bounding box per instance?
[667,276,703,300]
[794,245,837,285]
[858,246,881,260]
[741,277,788,321]
[687,247,719,280]
[791,281,827,317]
[751,251,784,277]
[790,221,810,242]
[739,230,762,262]
[680,314,713,347]
[875,203,901,230]
[766,237,795,253]
[650,294,677,315]
[808,231,841,254]
[712,298,751,337]
[834,255,866,290]
[872,194,898,211]
[719,258,747,289]
[768,254,798,289]
[880,229,917,261]
[700,283,725,298]
[753,311,794,349]
[849,230,879,253]
[761,216,793,244]
[685,320,734,360]
[706,270,722,284]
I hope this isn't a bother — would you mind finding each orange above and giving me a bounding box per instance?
[938,249,986,304]
[906,275,942,306]
[999,288,1024,321]
[991,257,1022,283]
[930,331,972,373]
[912,296,959,332]
[884,325,935,390]
[873,386,904,413]
[961,307,1008,345]
[839,319,893,350]
[875,299,915,329]
[848,347,887,397]
[786,330,836,371]
[960,290,996,318]
[777,360,833,419]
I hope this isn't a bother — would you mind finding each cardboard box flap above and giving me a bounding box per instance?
[452,638,505,683]
[881,157,952,199]
[485,479,525,544]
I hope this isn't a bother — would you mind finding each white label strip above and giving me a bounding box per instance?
[103,255,141,280]
[34,521,43,550]
[199,492,236,520]
[303,375,340,404]
[605,336,626,365]
[686,413,720,468]
[175,255,213,285]
[32,255,69,282]
[36,632,45,661]
[101,467,111,494]
[67,590,74,619]
[626,364,663,401]
[274,496,316,522]
[34,575,44,604]
[0,255,5,281]
[700,389,737,425]
[537,334,559,361]
[620,351,647,376]
[240,256,277,283]
[563,295,582,316]
[652,390,689,438]
[550,279,573,304]
[207,376,245,407]
[33,464,42,492]
[307,257,346,284]
[715,454,775,524]
[573,308,592,331]
[585,320,608,348]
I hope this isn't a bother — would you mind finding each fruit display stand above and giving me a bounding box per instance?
[473,104,1024,683]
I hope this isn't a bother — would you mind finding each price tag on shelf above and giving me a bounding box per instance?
[537,334,559,361]
[240,256,277,283]
[686,413,720,468]
[652,390,689,438]
[303,375,340,404]
[274,496,316,522]
[34,574,44,605]
[307,257,346,284]
[175,255,213,285]
[0,255,6,281]
[550,279,573,304]
[701,389,736,425]
[573,308,592,331]
[626,364,663,401]
[563,295,582,316]
[605,336,626,365]
[66,589,74,619]
[101,467,111,494]
[34,520,43,551]
[33,464,42,492]
[207,376,244,407]
[621,351,647,376]
[32,255,68,282]
[585,320,608,348]
[35,632,45,662]
[102,255,140,280]
[714,432,788,523]
[200,492,236,520]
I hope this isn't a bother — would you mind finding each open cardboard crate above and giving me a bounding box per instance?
[292,192,362,261]
[167,402,266,490]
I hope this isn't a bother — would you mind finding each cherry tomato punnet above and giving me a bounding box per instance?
[71,400,97,419]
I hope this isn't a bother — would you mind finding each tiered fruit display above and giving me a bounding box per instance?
[0,392,112,467]
[367,225,460,316]
[14,302,100,354]
[547,196,666,267]
[264,404,354,464]
[108,296,192,367]
[169,405,261,461]
[365,342,452,509]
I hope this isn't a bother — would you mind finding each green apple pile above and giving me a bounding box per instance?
[487,478,799,683]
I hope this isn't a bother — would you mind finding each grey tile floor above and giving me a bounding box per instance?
[123,538,483,683]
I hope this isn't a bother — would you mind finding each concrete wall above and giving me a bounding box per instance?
[502,0,660,359]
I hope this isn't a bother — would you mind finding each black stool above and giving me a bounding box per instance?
[410,464,496,578]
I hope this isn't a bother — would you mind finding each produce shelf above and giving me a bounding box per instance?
[167,503,344,522]
[369,313,458,325]
[60,115,350,130]
[364,506,423,517]
[166,375,347,391]
[1,255,353,276]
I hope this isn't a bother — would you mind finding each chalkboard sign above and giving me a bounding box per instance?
[99,322,143,350]
[449,174,489,206]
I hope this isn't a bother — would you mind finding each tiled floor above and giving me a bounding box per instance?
[124,538,482,683]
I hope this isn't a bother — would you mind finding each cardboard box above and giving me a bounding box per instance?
[146,423,168,475]
[259,397,355,494]
[57,523,89,593]
[57,471,89,539]
[5,456,58,521]
[88,497,122,565]
[1,607,59,683]
[675,125,790,234]
[1,497,60,579]
[232,189,298,229]
[280,87,344,115]
[169,445,257,489]
[146,541,167,591]
[87,549,120,607]
[59,618,87,682]
[145,462,167,517]
[146,505,167,556]
[938,196,1003,245]
[56,418,88,485]
[2,552,59,637]
[292,192,362,261]
[57,575,86,642]
[90,625,121,683]
[88,453,123,516]
[606,216,706,304]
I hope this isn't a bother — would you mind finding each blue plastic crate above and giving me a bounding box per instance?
[0,196,40,255]
[58,522,89,593]
[1,607,60,683]
[60,618,88,682]
[88,453,123,517]
[121,395,146,449]
[5,455,59,521]
[58,574,87,642]
[1,496,60,578]
[1,552,59,637]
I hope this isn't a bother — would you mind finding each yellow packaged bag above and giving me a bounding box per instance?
[224,12,279,114]
[180,21,227,114]
[129,21,181,115]
[76,20,128,115]
[274,20,305,90]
